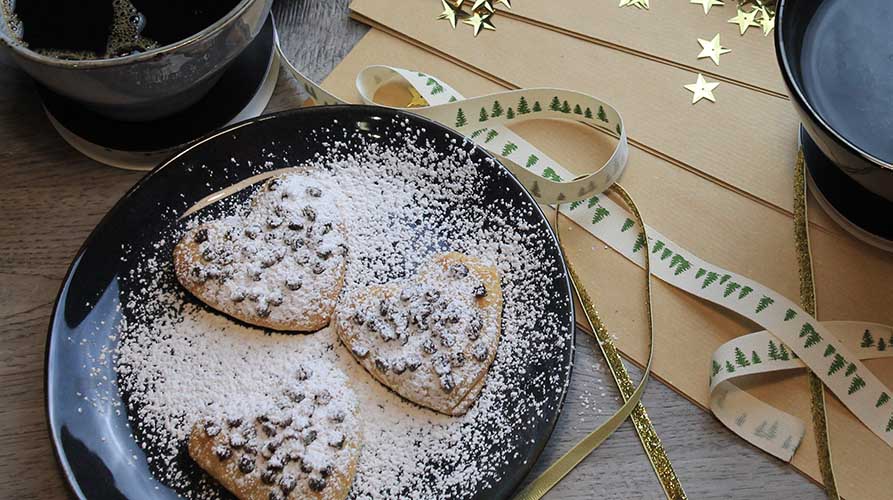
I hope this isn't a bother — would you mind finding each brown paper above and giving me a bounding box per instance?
[321,26,893,499]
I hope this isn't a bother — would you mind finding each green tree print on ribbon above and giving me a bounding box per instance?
[828,354,846,375]
[735,414,747,427]
[876,392,890,408]
[517,96,530,114]
[550,96,561,111]
[485,130,499,143]
[755,296,774,314]
[526,154,539,168]
[592,207,610,224]
[449,95,458,102]
[491,100,504,117]
[431,83,444,95]
[426,77,437,86]
[633,233,647,253]
[848,375,866,395]
[501,142,518,156]
[754,421,767,438]
[861,329,875,348]
[621,218,635,232]
[560,100,572,113]
[479,107,489,122]
[735,347,751,367]
[800,323,822,348]
[695,268,707,279]
[782,436,792,449]
[725,361,735,373]
[778,344,790,361]
[712,360,721,377]
[757,420,778,439]
[738,286,754,299]
[597,105,608,122]
[823,344,836,358]
[661,248,673,261]
[574,104,583,115]
[651,240,665,254]
[587,196,600,208]
[724,282,742,298]
[751,351,762,364]
[585,107,593,119]
[719,274,731,285]
[471,128,487,139]
[542,167,562,182]
[702,271,719,289]
[784,308,797,321]
[879,338,887,351]
[570,199,585,210]
[533,101,542,112]
[887,416,893,433]
[768,340,780,360]
[506,107,515,119]
[669,254,692,276]
[845,363,857,377]
[455,108,468,127]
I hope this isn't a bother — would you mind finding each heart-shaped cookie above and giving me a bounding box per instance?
[334,252,503,416]
[188,366,362,500]
[174,174,347,331]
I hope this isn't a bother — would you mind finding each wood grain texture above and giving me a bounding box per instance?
[0,0,820,498]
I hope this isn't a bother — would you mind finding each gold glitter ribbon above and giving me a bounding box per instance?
[514,184,686,500]
[794,151,840,499]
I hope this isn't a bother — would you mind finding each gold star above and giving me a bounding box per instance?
[472,0,494,12]
[463,11,495,36]
[727,7,760,35]
[620,0,649,9]
[436,0,461,28]
[407,87,429,108]
[684,74,720,104]
[696,34,731,65]
[757,7,775,36]
[690,0,723,14]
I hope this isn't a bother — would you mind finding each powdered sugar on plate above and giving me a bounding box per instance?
[90,113,574,499]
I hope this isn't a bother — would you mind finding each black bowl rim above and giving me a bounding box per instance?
[774,0,893,173]
[44,104,576,499]
[0,0,265,68]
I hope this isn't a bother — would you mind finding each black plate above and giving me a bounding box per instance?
[45,105,575,499]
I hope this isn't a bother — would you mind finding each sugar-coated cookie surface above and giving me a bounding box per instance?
[188,366,362,500]
[335,252,503,416]
[174,173,347,331]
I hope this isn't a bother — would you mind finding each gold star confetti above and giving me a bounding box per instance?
[620,0,650,9]
[696,34,731,65]
[690,0,723,15]
[495,0,512,7]
[436,0,461,28]
[471,0,495,12]
[757,7,775,36]
[463,10,496,36]
[727,7,760,35]
[407,87,429,108]
[684,74,720,104]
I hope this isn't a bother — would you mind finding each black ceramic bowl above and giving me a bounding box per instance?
[776,0,893,203]
[0,0,271,121]
[45,105,575,499]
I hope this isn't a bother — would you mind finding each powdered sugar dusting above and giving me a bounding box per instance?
[91,114,574,499]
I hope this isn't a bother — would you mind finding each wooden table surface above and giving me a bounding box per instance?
[0,1,825,498]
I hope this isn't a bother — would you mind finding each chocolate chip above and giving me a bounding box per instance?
[249,267,263,281]
[268,216,283,229]
[379,300,390,316]
[307,187,322,198]
[351,312,365,326]
[194,228,209,243]
[474,283,487,298]
[201,247,216,262]
[440,374,455,393]
[467,315,483,339]
[280,473,297,494]
[191,266,206,282]
[257,302,271,318]
[374,358,390,373]
[261,468,278,485]
[302,206,317,222]
[267,454,285,470]
[260,253,280,268]
[262,422,277,437]
[268,178,281,191]
[473,343,488,362]
[320,465,333,478]
[330,411,346,423]
[392,358,407,375]
[336,243,349,256]
[308,477,326,492]
[286,278,302,291]
[422,339,438,355]
[288,219,304,231]
[230,433,246,448]
[434,355,452,375]
[449,263,469,278]
[405,354,422,371]
[213,445,231,460]
[321,223,333,235]
[315,390,332,405]
[296,366,311,380]
[245,226,261,239]
[378,323,397,342]
[268,491,284,500]
[400,288,413,301]
[238,455,255,473]
[440,334,456,348]
[285,388,305,403]
[425,289,440,301]
[300,461,313,474]
[351,344,369,359]
[226,417,243,427]
[312,262,326,275]
[295,253,311,265]
[453,352,466,367]
[204,424,221,437]
[317,249,332,260]
[302,429,317,445]
[269,294,284,306]
[243,443,258,455]
[288,450,302,462]
[329,432,345,449]
[231,290,246,303]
